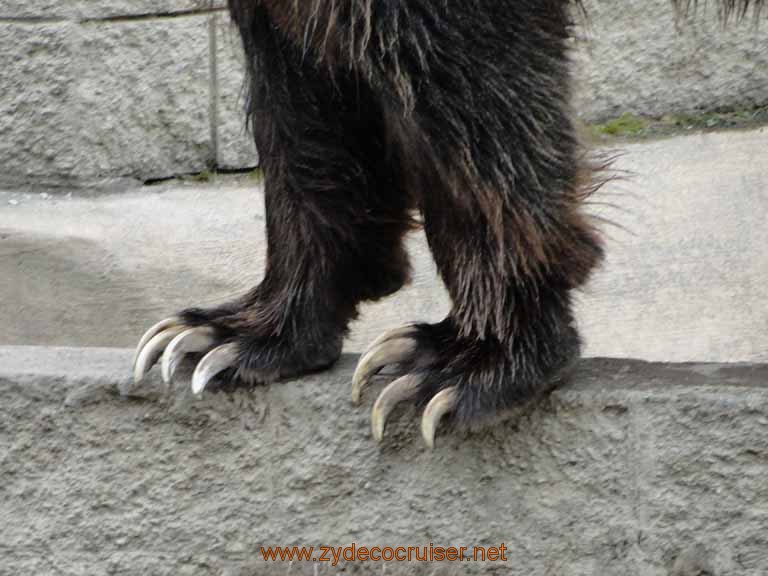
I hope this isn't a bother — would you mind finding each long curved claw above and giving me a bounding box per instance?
[133,325,187,384]
[191,343,239,395]
[133,317,182,366]
[351,337,417,404]
[362,325,418,357]
[161,327,216,384]
[371,374,424,442]
[421,387,458,449]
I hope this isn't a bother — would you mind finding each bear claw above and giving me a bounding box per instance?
[133,317,183,366]
[135,317,459,447]
[353,325,458,448]
[133,318,187,384]
[370,374,423,442]
[161,327,216,384]
[351,329,419,404]
[190,344,239,395]
[421,387,458,449]
[133,318,223,393]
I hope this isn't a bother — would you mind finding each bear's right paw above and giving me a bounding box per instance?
[132,305,343,394]
[132,317,235,394]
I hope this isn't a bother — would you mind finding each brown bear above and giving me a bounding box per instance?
[133,0,764,447]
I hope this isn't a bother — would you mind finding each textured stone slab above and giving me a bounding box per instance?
[0,15,213,189]
[214,12,258,170]
[73,16,213,183]
[1,347,767,575]
[0,22,83,188]
[574,0,768,121]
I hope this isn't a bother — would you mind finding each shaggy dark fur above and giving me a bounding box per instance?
[179,0,763,427]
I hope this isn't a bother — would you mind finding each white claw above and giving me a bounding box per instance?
[371,374,424,442]
[421,387,458,449]
[133,317,182,367]
[362,325,418,357]
[351,337,417,404]
[133,326,187,384]
[161,327,216,383]
[191,343,238,395]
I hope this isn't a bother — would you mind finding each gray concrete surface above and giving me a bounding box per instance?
[1,1,766,187]
[2,128,767,363]
[1,346,767,575]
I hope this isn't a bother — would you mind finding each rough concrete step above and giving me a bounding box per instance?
[1,346,767,575]
[2,128,767,362]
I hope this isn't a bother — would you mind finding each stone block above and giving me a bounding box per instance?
[73,16,213,183]
[0,15,213,189]
[573,0,768,121]
[214,12,258,170]
[0,22,83,188]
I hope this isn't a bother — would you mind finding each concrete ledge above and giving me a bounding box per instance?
[3,129,767,363]
[2,346,767,575]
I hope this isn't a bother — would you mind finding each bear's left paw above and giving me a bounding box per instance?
[353,319,578,448]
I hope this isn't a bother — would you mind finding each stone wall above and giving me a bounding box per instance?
[2,347,768,575]
[0,0,766,189]
[0,1,255,190]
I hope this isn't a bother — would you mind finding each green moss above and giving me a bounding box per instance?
[587,104,768,142]
[186,170,213,183]
[246,168,264,182]
[592,113,649,137]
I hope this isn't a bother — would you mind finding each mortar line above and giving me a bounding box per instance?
[80,7,228,24]
[0,17,69,24]
[208,14,220,170]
